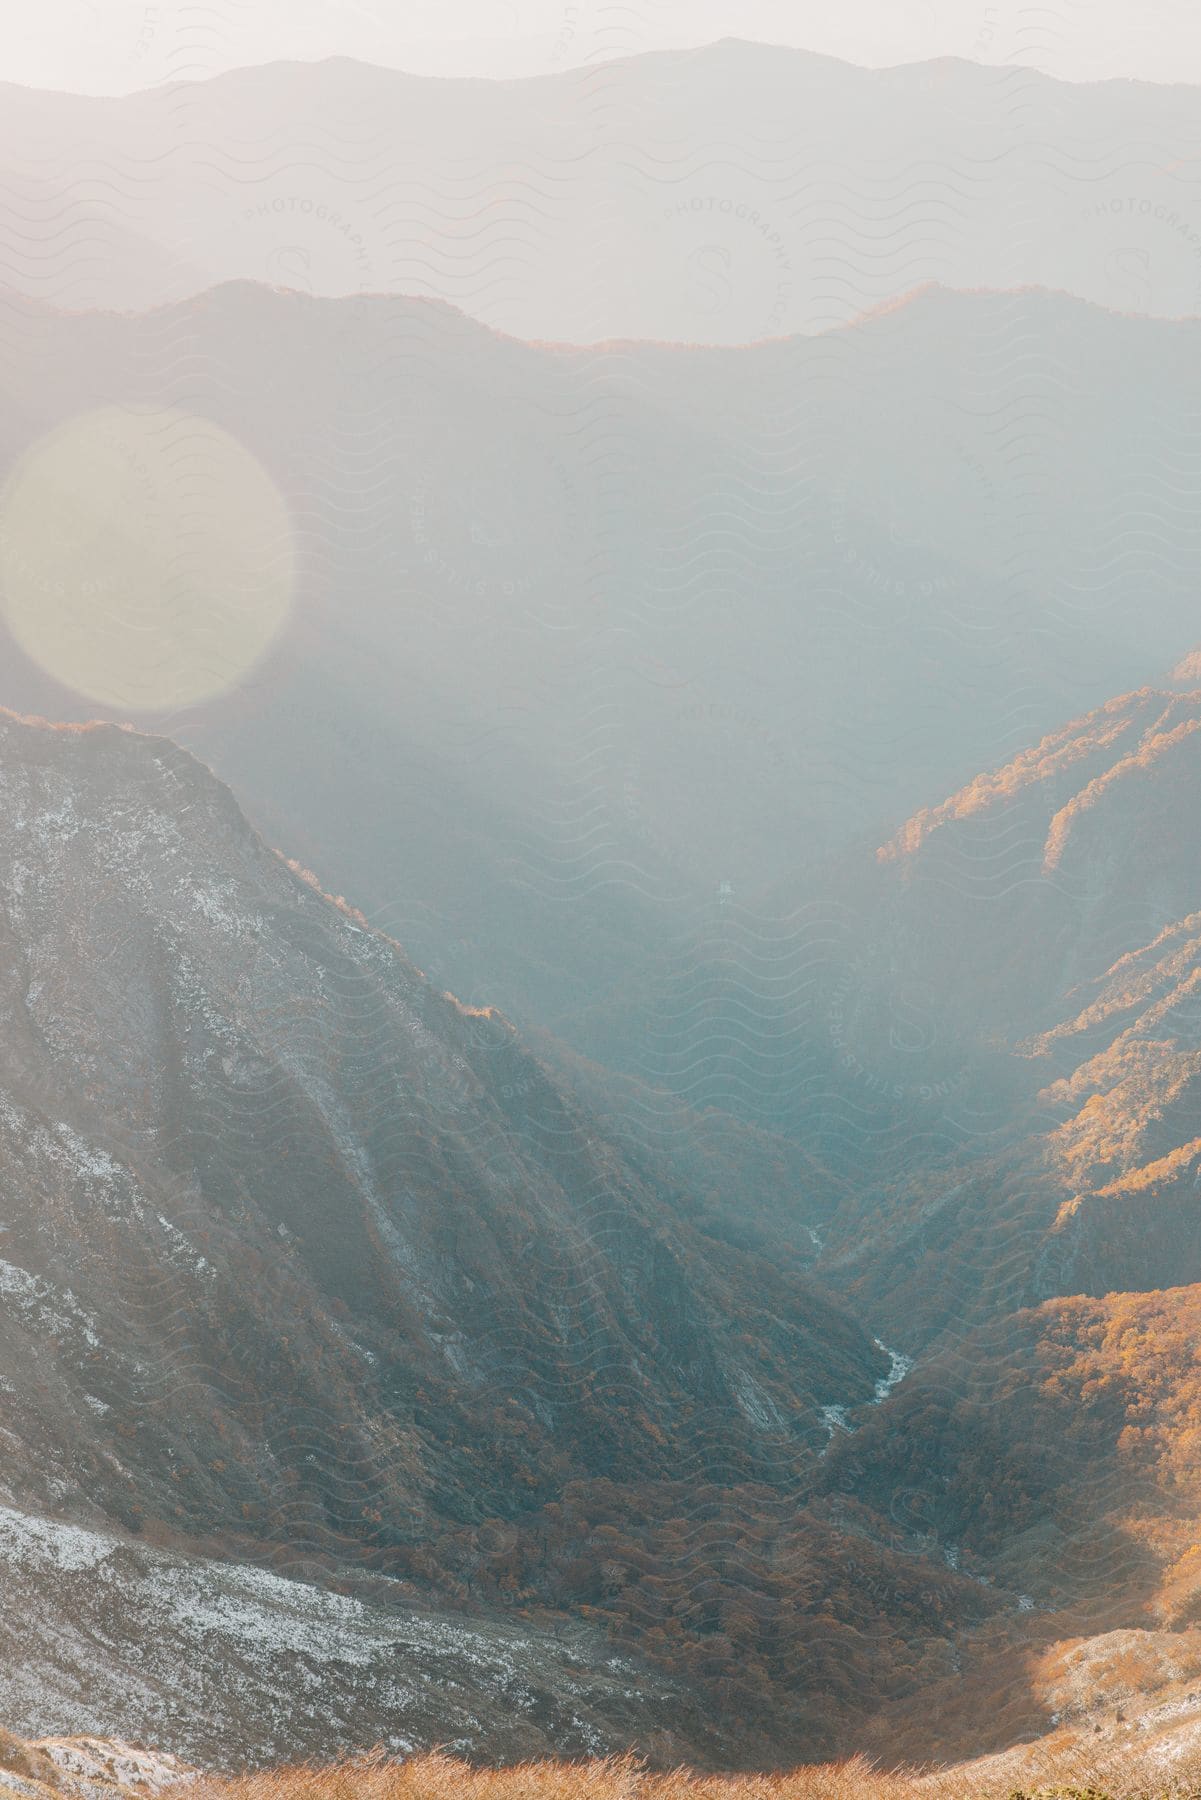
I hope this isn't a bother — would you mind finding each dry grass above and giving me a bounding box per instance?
[189,1744,1201,1800]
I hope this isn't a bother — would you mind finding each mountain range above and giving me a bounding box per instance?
[4,33,1201,1783]
[2,279,1200,1103]
[6,47,1201,339]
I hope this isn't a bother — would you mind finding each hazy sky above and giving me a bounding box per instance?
[7,0,1198,92]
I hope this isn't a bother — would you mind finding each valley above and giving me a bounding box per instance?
[0,16,1200,1786]
[3,675,1201,1768]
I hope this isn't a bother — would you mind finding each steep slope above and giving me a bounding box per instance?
[0,1501,696,1768]
[817,1278,1201,1761]
[0,710,879,1520]
[0,707,1013,1765]
[807,685,1201,1310]
[0,1726,186,1798]
[764,685,1201,1757]
[877,686,1201,1037]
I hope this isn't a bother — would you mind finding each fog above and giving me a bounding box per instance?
[8,0,1195,93]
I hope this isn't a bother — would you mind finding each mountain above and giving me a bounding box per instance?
[820,680,1201,1289]
[0,705,1041,1766]
[5,50,1201,339]
[801,683,1201,1300]
[877,685,1201,1032]
[739,681,1201,1760]
[602,672,1201,1159]
[1,281,1198,1089]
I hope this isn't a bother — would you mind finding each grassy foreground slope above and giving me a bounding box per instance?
[190,1746,1201,1800]
[20,1649,1201,1800]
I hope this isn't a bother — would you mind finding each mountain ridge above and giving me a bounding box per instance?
[4,268,1186,351]
[5,39,1201,107]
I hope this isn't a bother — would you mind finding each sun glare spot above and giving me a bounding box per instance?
[0,406,294,713]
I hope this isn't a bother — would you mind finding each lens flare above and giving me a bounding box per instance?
[0,406,294,713]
